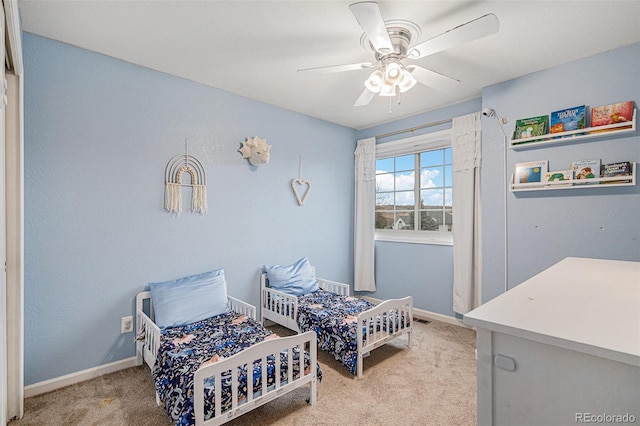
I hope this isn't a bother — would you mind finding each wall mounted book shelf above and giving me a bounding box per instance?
[510,162,636,192]
[509,108,636,150]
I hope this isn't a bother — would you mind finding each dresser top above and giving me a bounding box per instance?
[464,257,640,366]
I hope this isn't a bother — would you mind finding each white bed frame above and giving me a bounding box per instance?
[259,273,413,378]
[135,291,317,426]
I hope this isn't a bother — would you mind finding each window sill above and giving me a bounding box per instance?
[375,230,453,246]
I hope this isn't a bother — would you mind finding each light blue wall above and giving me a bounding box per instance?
[355,99,481,317]
[23,33,356,385]
[481,42,640,303]
[23,30,640,386]
[355,43,640,315]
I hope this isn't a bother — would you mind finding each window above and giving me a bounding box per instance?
[374,130,453,245]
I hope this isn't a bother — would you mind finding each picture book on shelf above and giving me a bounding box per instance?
[550,106,587,134]
[600,161,632,184]
[515,160,548,184]
[544,169,573,186]
[571,159,600,185]
[513,115,549,142]
[591,101,634,131]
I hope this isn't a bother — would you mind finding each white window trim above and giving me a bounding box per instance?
[375,128,453,246]
[375,229,453,246]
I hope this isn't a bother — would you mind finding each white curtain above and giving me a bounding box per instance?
[452,112,482,315]
[354,137,376,292]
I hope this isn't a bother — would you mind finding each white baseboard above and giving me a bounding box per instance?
[24,356,138,398]
[361,296,470,328]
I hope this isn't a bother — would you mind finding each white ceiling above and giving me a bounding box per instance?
[17,1,640,130]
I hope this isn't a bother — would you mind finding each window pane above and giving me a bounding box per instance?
[420,150,442,167]
[444,165,452,186]
[376,158,393,174]
[420,167,443,188]
[375,212,394,229]
[444,188,452,207]
[444,147,452,164]
[395,171,414,191]
[394,191,414,208]
[376,172,394,192]
[376,191,394,207]
[420,189,444,208]
[418,211,443,231]
[395,154,414,172]
[445,209,453,232]
[393,212,414,230]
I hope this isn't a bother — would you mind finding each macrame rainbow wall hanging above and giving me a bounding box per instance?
[164,145,207,215]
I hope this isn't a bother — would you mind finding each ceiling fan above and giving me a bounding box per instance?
[298,1,499,107]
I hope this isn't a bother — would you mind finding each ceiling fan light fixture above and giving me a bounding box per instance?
[398,69,417,93]
[385,62,403,85]
[364,69,384,93]
[379,83,396,97]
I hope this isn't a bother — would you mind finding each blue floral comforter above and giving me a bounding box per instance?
[296,290,409,375]
[152,311,320,426]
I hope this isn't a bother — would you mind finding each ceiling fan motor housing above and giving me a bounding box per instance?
[378,26,412,57]
[361,18,420,59]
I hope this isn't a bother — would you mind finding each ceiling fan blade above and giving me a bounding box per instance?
[298,62,374,75]
[349,1,394,54]
[354,88,376,107]
[408,65,460,92]
[408,13,499,59]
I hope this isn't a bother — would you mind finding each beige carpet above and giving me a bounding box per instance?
[11,320,476,426]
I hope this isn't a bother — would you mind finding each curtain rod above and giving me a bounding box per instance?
[375,118,452,140]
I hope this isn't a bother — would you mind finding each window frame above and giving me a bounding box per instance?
[374,129,453,246]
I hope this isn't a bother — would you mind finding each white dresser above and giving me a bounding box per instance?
[464,257,640,426]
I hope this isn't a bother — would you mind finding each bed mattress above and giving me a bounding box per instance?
[297,290,408,374]
[153,311,320,425]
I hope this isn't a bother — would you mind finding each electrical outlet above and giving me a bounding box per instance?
[121,316,133,334]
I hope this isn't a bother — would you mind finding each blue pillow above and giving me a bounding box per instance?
[262,257,319,296]
[149,268,228,330]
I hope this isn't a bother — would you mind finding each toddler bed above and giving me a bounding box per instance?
[260,257,413,378]
[135,268,319,426]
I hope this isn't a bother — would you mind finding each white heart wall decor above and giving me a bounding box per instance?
[291,178,312,206]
